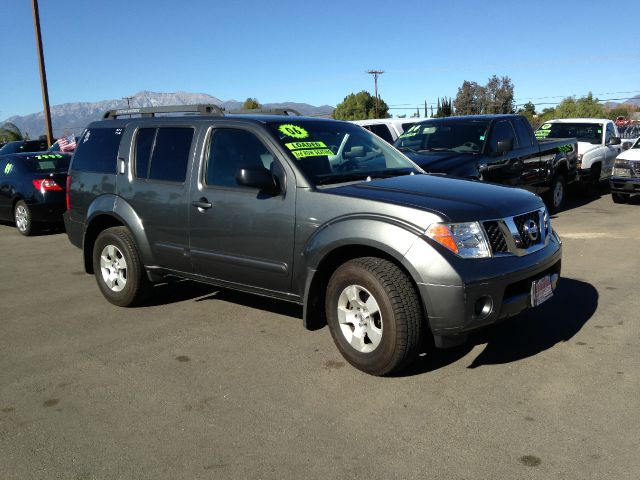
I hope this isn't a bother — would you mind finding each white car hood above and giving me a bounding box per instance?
[617,148,640,161]
[577,141,601,155]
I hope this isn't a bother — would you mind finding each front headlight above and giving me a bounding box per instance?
[426,222,491,258]
[576,154,583,168]
[613,159,631,177]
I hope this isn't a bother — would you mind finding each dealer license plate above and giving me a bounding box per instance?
[532,275,553,307]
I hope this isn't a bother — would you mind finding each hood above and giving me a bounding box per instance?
[617,148,640,161]
[577,141,601,155]
[324,174,543,222]
[403,151,476,176]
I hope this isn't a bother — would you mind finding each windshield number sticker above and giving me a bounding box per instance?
[3,163,13,175]
[291,149,333,159]
[34,154,63,159]
[541,124,552,130]
[279,124,309,139]
[285,141,327,150]
[535,130,550,139]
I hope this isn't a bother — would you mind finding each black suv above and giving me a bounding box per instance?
[65,105,562,375]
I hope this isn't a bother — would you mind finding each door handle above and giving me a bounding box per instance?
[191,199,212,210]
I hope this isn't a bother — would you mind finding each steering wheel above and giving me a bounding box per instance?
[462,142,479,151]
[336,160,358,172]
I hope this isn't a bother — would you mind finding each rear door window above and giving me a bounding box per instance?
[147,128,194,183]
[134,128,156,178]
[514,117,533,148]
[72,128,123,173]
[364,124,394,143]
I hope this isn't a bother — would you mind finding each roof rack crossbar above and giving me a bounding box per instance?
[103,104,225,119]
[228,108,302,116]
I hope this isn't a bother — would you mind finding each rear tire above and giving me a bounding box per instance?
[612,192,630,204]
[92,227,150,307]
[325,257,424,376]
[14,200,34,236]
[546,175,566,214]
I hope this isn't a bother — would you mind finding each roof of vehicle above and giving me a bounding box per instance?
[351,118,429,127]
[86,114,350,130]
[413,114,523,123]
[544,118,612,124]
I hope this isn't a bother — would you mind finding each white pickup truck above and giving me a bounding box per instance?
[351,118,427,144]
[535,118,622,184]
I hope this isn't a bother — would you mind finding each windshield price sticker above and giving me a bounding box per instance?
[541,124,552,130]
[34,154,63,159]
[291,149,333,159]
[278,124,309,139]
[3,163,13,175]
[285,141,327,150]
[535,130,550,139]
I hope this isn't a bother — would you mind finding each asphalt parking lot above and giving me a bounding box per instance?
[1,191,639,480]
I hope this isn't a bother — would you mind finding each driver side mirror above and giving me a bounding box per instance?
[495,138,514,155]
[236,167,279,193]
[608,136,621,146]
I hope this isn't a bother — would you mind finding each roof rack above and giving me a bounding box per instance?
[103,104,225,119]
[228,107,302,116]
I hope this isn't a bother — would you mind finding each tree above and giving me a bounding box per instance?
[607,106,635,121]
[517,101,537,127]
[484,75,515,114]
[553,92,605,119]
[453,81,486,115]
[434,97,453,117]
[243,97,261,109]
[332,91,390,120]
[0,122,23,142]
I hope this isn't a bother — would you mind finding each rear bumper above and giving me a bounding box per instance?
[63,211,83,249]
[416,232,562,339]
[29,202,66,224]
[610,177,640,194]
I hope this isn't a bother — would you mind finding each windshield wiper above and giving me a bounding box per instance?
[397,146,417,153]
[315,169,420,186]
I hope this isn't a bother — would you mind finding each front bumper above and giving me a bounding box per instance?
[577,167,593,182]
[412,232,562,339]
[610,176,640,194]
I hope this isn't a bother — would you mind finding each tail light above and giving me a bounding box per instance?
[32,178,63,191]
[66,176,71,210]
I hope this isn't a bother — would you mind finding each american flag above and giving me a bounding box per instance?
[58,134,76,152]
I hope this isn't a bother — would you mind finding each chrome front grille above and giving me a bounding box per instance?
[482,208,550,257]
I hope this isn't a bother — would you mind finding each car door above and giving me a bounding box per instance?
[188,125,296,294]
[603,122,620,179]
[482,120,523,186]
[120,125,195,273]
[0,158,12,220]
[512,116,544,187]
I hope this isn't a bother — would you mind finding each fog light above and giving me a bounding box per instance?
[474,296,493,318]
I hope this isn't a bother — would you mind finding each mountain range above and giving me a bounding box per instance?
[3,91,335,139]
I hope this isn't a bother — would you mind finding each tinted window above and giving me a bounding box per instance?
[134,128,156,178]
[489,121,516,153]
[72,128,123,173]
[536,123,602,144]
[395,121,488,153]
[24,155,70,172]
[606,123,616,143]
[148,127,193,183]
[365,124,394,143]
[206,129,273,188]
[514,117,533,148]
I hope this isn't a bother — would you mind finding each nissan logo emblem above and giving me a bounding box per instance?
[523,219,539,242]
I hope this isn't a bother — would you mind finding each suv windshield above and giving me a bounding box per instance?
[536,123,602,144]
[394,121,489,154]
[267,121,420,185]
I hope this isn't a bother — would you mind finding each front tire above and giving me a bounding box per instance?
[92,227,149,306]
[14,200,34,236]
[546,175,566,214]
[612,192,630,204]
[325,257,424,376]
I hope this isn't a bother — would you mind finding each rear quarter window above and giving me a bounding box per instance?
[71,128,123,173]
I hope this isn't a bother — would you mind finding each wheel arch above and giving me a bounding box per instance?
[82,197,153,274]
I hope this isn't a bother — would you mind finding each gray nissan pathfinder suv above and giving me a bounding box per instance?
[64,105,562,375]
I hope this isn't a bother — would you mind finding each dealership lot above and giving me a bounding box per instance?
[1,192,639,479]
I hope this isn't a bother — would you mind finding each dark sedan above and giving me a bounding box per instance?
[0,153,70,235]
[0,139,49,156]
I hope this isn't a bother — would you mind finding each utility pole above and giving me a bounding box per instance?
[366,70,384,118]
[31,0,53,146]
[123,96,134,108]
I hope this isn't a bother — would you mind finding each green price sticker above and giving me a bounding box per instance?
[291,149,333,159]
[278,124,309,139]
[479,135,485,141]
[4,163,13,175]
[34,154,63,159]
[285,141,327,150]
[541,124,552,130]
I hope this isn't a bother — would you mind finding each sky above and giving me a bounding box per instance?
[1,0,639,120]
